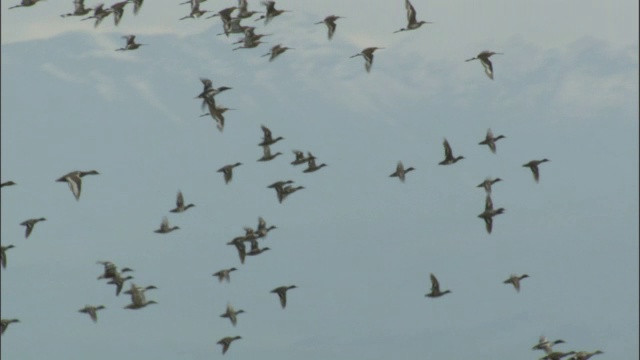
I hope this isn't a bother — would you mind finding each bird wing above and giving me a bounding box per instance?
[531,165,540,183]
[405,0,417,24]
[200,77,212,91]
[161,216,169,230]
[66,173,82,200]
[364,53,373,73]
[484,216,493,234]
[277,291,287,308]
[481,58,494,79]
[430,273,440,292]
[485,194,494,211]
[176,191,184,207]
[262,145,273,158]
[261,125,272,141]
[443,139,452,159]
[327,21,336,40]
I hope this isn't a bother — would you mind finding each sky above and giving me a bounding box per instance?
[1,0,638,359]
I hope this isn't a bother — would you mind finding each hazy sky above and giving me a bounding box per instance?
[1,1,638,359]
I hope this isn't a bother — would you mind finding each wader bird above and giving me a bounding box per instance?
[9,0,43,9]
[115,35,147,51]
[180,0,210,20]
[60,0,93,17]
[350,47,384,73]
[262,44,293,62]
[255,1,290,24]
[81,3,112,28]
[315,15,343,40]
[465,51,503,80]
[394,0,432,33]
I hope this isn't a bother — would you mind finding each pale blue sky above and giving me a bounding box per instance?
[1,1,638,359]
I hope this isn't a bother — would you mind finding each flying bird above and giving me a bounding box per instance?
[217,163,242,184]
[220,303,244,326]
[1,181,16,188]
[350,47,384,73]
[477,194,504,234]
[60,0,93,17]
[78,305,106,323]
[9,0,43,9]
[109,1,130,26]
[258,125,284,146]
[523,159,550,183]
[476,177,502,194]
[115,35,147,51]
[438,138,464,165]
[213,268,237,283]
[170,191,195,213]
[255,1,290,24]
[180,0,210,20]
[1,245,16,269]
[81,3,112,28]
[532,336,567,354]
[303,152,327,173]
[394,0,432,33]
[465,51,503,80]
[56,170,99,201]
[389,161,415,182]
[315,15,343,40]
[503,274,529,292]
[478,128,506,154]
[257,145,283,162]
[20,218,46,239]
[262,44,293,62]
[154,216,180,234]
[425,273,451,298]
[271,285,297,308]
[0,319,19,335]
[217,336,242,355]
